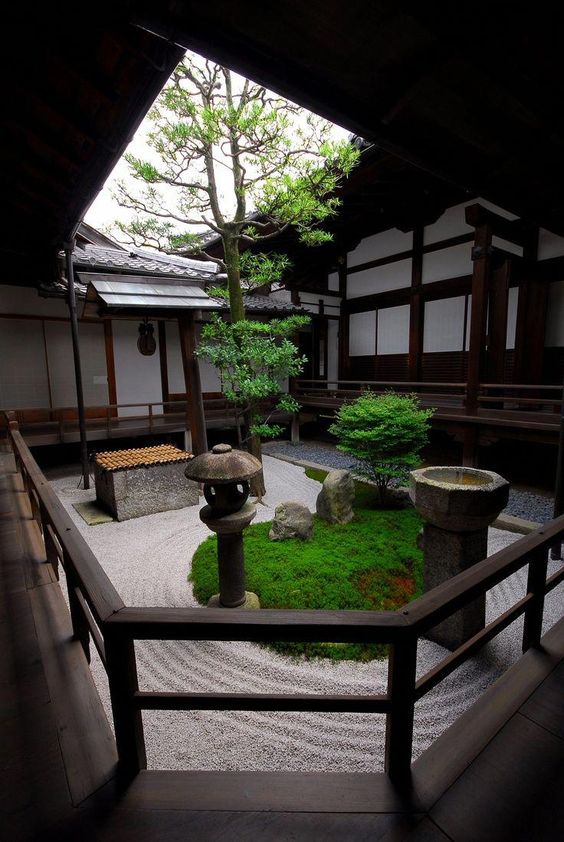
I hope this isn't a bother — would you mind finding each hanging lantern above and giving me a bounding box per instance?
[137,319,156,356]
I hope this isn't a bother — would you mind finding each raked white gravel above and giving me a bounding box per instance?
[49,454,562,773]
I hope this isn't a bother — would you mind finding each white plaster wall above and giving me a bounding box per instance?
[423,198,518,246]
[328,271,339,292]
[347,229,412,268]
[545,281,564,346]
[422,243,473,284]
[506,287,518,350]
[377,304,410,355]
[0,318,50,409]
[423,296,466,352]
[538,228,564,261]
[347,259,411,299]
[112,320,163,416]
[44,321,108,406]
[0,285,69,318]
[349,310,376,356]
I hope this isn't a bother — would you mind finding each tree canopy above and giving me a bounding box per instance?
[329,392,433,504]
[114,53,359,321]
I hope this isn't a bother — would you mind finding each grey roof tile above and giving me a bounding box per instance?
[73,244,218,280]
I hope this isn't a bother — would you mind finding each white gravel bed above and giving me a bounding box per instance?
[49,455,563,774]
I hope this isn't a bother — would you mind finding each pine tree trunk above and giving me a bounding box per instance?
[248,432,266,499]
[223,235,245,323]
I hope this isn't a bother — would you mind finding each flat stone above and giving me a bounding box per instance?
[269,501,313,541]
[316,469,355,525]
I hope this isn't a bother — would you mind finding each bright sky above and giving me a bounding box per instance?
[84,52,350,238]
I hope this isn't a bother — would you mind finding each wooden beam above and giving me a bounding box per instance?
[178,313,207,455]
[465,203,526,248]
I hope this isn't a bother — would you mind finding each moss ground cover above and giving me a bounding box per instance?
[190,468,423,661]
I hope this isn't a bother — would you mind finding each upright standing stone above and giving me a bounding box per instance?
[316,469,355,524]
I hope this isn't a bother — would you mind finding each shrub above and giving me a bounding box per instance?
[329,391,432,504]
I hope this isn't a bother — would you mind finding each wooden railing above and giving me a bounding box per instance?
[292,379,563,423]
[5,413,564,784]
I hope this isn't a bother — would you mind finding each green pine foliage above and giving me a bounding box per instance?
[113,53,360,322]
[329,392,433,504]
[197,314,309,439]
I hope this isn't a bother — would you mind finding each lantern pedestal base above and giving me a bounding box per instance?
[207,591,260,609]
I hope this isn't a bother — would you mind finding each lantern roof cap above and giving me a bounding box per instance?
[184,443,262,484]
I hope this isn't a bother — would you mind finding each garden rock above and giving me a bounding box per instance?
[316,469,355,524]
[269,501,313,541]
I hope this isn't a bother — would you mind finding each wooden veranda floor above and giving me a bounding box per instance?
[1,442,563,841]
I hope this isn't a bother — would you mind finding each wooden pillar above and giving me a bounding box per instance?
[486,258,511,383]
[514,276,548,384]
[103,320,117,412]
[466,221,492,412]
[178,312,207,455]
[464,215,492,467]
[64,242,90,490]
[513,227,545,384]
[409,227,424,381]
[157,321,169,405]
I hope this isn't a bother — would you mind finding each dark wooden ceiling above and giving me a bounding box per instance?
[4,2,564,286]
[134,1,564,235]
[1,7,183,284]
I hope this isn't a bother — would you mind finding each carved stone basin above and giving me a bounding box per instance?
[409,466,509,532]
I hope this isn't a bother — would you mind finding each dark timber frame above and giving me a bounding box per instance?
[6,414,563,785]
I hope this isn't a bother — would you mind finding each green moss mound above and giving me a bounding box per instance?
[190,470,423,662]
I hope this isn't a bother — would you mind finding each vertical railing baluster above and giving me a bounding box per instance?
[105,628,146,779]
[64,550,91,663]
[44,523,60,580]
[522,547,549,652]
[385,636,418,784]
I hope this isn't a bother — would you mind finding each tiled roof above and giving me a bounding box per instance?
[95,444,192,472]
[73,244,218,280]
[209,294,307,314]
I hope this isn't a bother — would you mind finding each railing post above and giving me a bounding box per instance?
[44,523,60,580]
[385,637,417,784]
[104,627,147,779]
[64,551,91,663]
[522,547,549,652]
[551,377,564,560]
[291,411,300,445]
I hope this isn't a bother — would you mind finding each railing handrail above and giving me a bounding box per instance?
[293,379,468,389]
[9,427,123,624]
[5,411,563,784]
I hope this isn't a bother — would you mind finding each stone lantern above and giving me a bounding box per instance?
[410,466,509,649]
[185,443,262,609]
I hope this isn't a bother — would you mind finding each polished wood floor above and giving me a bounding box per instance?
[1,442,563,841]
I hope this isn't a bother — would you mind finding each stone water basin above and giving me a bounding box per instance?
[409,466,509,532]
